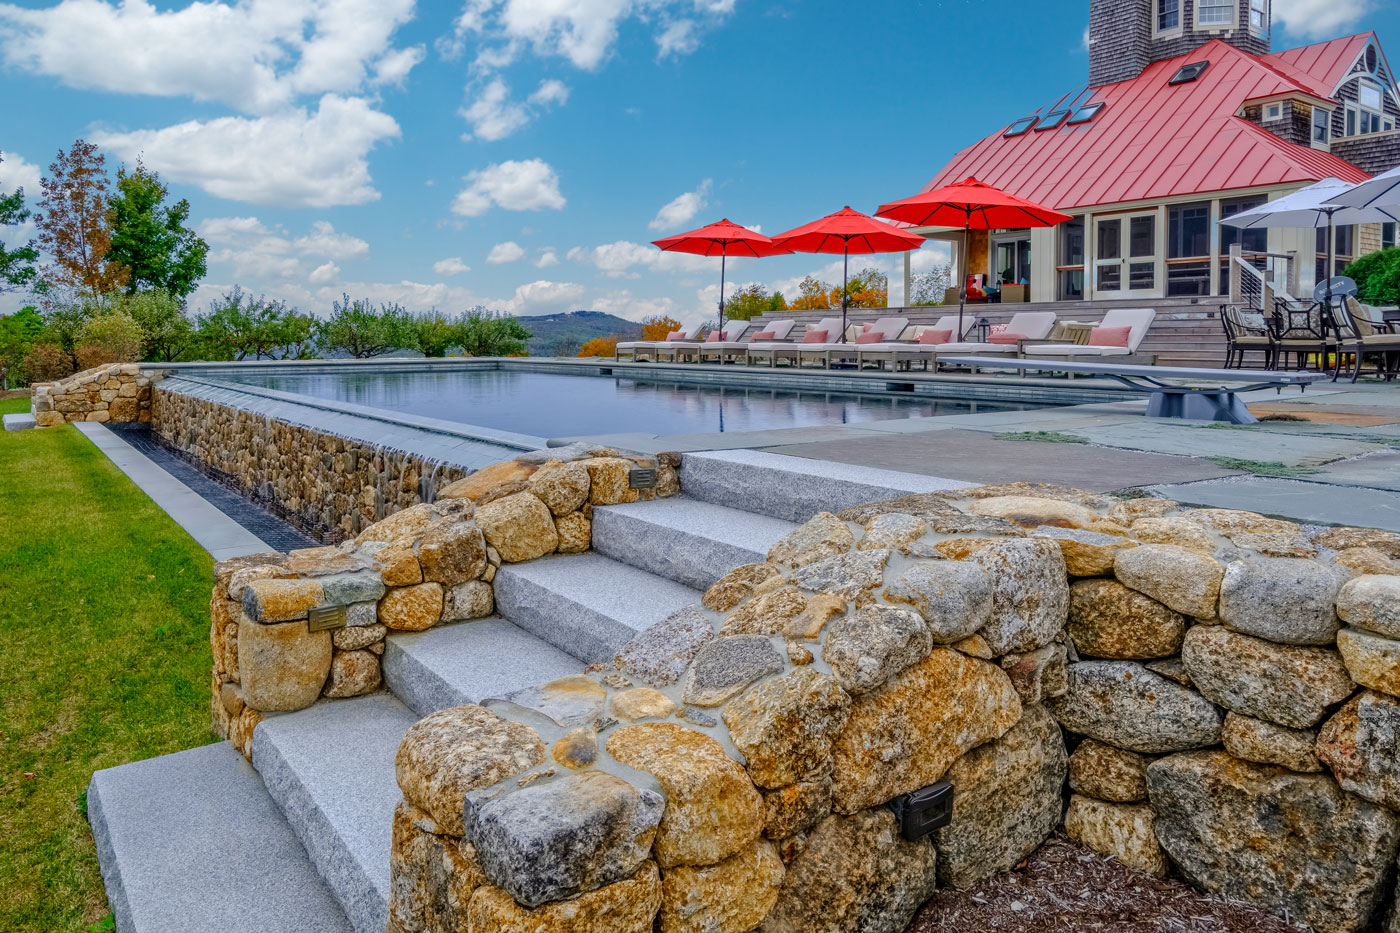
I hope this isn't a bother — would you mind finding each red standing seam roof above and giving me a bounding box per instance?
[920,37,1373,214]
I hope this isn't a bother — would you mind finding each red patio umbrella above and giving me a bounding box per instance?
[876,177,1072,336]
[771,206,925,343]
[652,219,791,334]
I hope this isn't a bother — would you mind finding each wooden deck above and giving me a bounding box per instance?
[743,297,1228,370]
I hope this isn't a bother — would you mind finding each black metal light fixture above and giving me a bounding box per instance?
[976,317,992,342]
[628,468,658,490]
[888,780,954,841]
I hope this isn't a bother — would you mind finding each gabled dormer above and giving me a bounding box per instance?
[1089,0,1271,88]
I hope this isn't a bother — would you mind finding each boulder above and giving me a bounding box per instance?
[1337,575,1400,639]
[323,649,381,698]
[1107,497,1178,524]
[388,802,485,933]
[1334,548,1400,576]
[584,457,637,506]
[554,511,591,553]
[379,582,445,631]
[395,705,546,836]
[682,635,785,708]
[721,586,808,636]
[1181,625,1353,729]
[970,538,1069,654]
[237,619,332,712]
[1316,526,1400,559]
[528,461,591,516]
[1063,795,1167,877]
[442,580,493,622]
[999,642,1069,705]
[822,606,931,695]
[1189,508,1315,557]
[241,578,324,623]
[356,501,468,546]
[789,550,890,603]
[1068,739,1150,802]
[1221,712,1320,772]
[762,770,832,841]
[474,493,558,563]
[1317,691,1400,811]
[1113,545,1224,619]
[932,705,1067,889]
[830,648,1022,813]
[487,674,607,729]
[1030,526,1134,576]
[606,723,763,867]
[1067,579,1186,660]
[882,560,992,644]
[1147,750,1400,933]
[438,460,539,502]
[466,861,660,933]
[1338,628,1400,697]
[759,809,937,933]
[858,513,927,552]
[372,544,423,586]
[1217,557,1344,646]
[783,593,847,640]
[551,727,598,769]
[721,668,852,788]
[611,687,677,722]
[767,512,854,568]
[613,606,715,688]
[1046,661,1222,753]
[657,840,785,933]
[1129,516,1215,552]
[466,770,663,907]
[313,570,386,606]
[961,482,1117,509]
[703,563,785,612]
[966,494,1098,529]
[416,521,488,586]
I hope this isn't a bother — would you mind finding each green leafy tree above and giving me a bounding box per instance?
[0,306,44,387]
[317,294,418,358]
[0,153,40,292]
[1345,247,1400,307]
[194,287,306,361]
[106,160,208,298]
[259,305,318,360]
[721,284,787,321]
[123,289,194,361]
[459,309,531,357]
[414,310,462,357]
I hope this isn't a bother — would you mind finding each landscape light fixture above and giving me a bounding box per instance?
[628,468,658,490]
[888,780,954,841]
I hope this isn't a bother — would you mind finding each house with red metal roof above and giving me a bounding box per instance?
[908,0,1399,307]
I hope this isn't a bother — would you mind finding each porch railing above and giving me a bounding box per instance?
[1228,243,1299,309]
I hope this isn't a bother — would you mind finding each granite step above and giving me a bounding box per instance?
[88,742,353,933]
[492,551,701,664]
[250,692,420,933]
[591,496,797,590]
[383,616,584,717]
[679,448,971,523]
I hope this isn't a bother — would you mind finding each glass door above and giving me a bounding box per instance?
[1094,213,1157,298]
[992,235,1031,287]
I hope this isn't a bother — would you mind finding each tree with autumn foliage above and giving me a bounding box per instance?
[788,276,832,310]
[577,335,620,357]
[36,140,128,293]
[837,267,888,309]
[640,315,683,341]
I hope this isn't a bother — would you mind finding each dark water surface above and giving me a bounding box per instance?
[223,369,1053,437]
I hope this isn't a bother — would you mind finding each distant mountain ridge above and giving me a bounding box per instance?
[516,310,643,357]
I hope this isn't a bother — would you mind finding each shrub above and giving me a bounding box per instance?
[74,343,121,370]
[578,335,620,357]
[1344,247,1400,307]
[23,342,74,382]
[76,308,144,364]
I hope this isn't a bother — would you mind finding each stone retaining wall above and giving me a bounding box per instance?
[210,448,681,756]
[381,483,1400,933]
[30,363,158,427]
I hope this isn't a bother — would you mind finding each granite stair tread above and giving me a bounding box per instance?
[383,616,584,717]
[492,551,701,664]
[87,741,353,933]
[250,692,419,933]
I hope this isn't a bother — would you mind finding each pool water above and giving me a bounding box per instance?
[223,370,1051,438]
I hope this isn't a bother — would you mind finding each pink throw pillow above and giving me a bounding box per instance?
[918,329,954,345]
[987,332,1027,345]
[1088,325,1132,347]
[802,330,830,344]
[706,331,727,343]
[855,332,884,344]
[666,330,687,341]
[751,330,776,340]
[861,323,873,333]
[989,323,1009,336]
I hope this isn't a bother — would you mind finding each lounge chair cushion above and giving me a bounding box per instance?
[918,329,953,345]
[990,323,1009,336]
[751,330,776,340]
[802,330,829,344]
[855,332,884,344]
[1088,325,1132,347]
[987,332,1026,345]
[706,330,728,343]
[666,331,687,341]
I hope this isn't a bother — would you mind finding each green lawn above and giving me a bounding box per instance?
[0,397,216,932]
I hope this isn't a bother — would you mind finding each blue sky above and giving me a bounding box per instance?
[1,0,1396,326]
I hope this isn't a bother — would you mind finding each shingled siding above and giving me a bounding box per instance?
[1331,132,1400,176]
[1090,0,1270,88]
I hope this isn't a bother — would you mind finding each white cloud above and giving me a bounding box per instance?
[460,76,569,141]
[92,94,400,207]
[655,19,697,58]
[294,220,369,260]
[504,279,585,314]
[528,78,569,106]
[308,261,341,284]
[533,248,559,268]
[452,158,565,216]
[0,0,421,115]
[1272,0,1372,38]
[0,150,41,197]
[648,178,711,231]
[486,240,526,264]
[588,288,682,323]
[433,257,472,275]
[569,239,713,278]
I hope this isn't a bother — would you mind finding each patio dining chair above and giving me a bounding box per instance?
[1219,304,1272,369]
[1268,295,1335,371]
[1334,296,1400,383]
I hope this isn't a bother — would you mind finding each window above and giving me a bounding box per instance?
[1157,0,1180,32]
[1197,0,1234,27]
[1003,116,1038,137]
[1347,105,1358,137]
[1313,107,1331,144]
[1384,223,1397,250]
[1170,61,1210,85]
[1036,109,1071,131]
[1264,102,1282,122]
[1058,216,1085,301]
[1068,102,1106,125]
[1360,82,1383,111]
[1250,0,1268,30]
[1366,45,1379,74]
[1168,202,1212,297]
[1354,80,1386,135]
[1219,196,1268,293]
[1317,225,1356,281]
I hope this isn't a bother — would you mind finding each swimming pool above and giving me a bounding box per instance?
[219,369,1054,438]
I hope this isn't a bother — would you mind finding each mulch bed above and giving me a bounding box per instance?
[909,834,1313,933]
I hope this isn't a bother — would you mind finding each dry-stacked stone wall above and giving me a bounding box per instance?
[379,482,1400,933]
[30,363,158,426]
[209,449,681,757]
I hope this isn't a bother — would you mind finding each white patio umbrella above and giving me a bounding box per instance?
[1219,177,1393,305]
[1320,164,1400,222]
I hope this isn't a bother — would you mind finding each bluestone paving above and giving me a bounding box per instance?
[3,411,35,430]
[88,742,352,933]
[251,693,419,933]
[1297,450,1400,491]
[591,497,796,590]
[1070,421,1382,466]
[1151,476,1400,532]
[382,617,582,716]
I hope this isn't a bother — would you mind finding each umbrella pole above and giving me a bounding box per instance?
[840,243,849,344]
[957,217,970,339]
[719,251,727,334]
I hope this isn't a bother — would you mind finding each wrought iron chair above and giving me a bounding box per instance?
[1218,304,1272,369]
[1268,295,1334,371]
[1333,296,1400,383]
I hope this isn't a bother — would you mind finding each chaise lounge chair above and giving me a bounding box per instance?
[697,320,753,364]
[932,311,1059,371]
[1027,308,1156,361]
[797,316,910,369]
[747,318,839,367]
[855,315,978,371]
[615,327,700,361]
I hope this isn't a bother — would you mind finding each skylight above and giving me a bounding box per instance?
[1036,109,1072,131]
[1067,102,1106,125]
[1003,116,1038,137]
[1169,61,1210,85]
